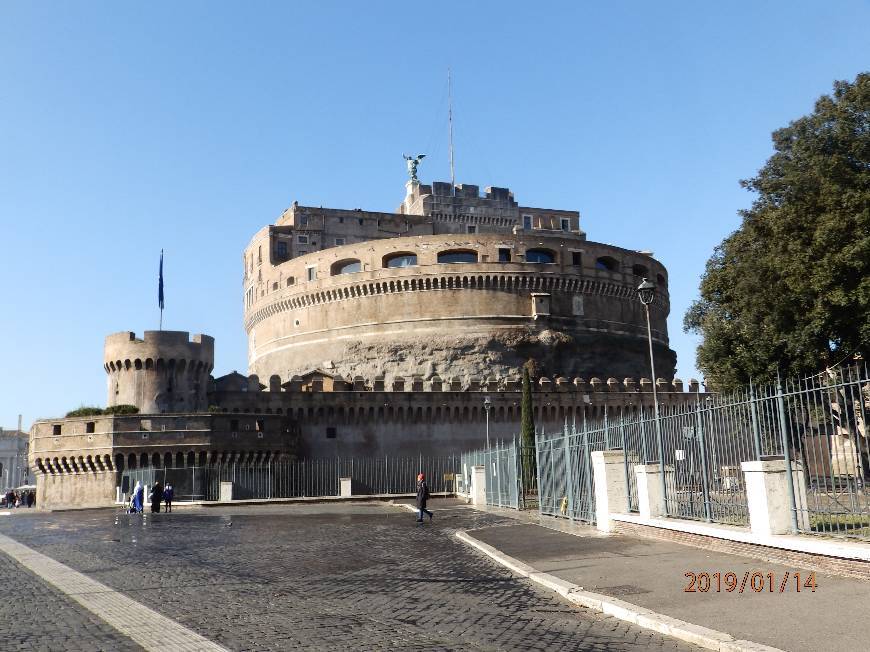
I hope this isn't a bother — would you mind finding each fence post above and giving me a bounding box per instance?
[775,372,800,534]
[695,394,713,522]
[620,414,632,512]
[581,419,593,521]
[535,432,544,517]
[749,378,763,460]
[565,427,576,519]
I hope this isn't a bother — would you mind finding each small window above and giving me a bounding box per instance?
[326,427,337,439]
[286,277,295,286]
[331,259,361,275]
[526,249,555,264]
[466,225,477,234]
[256,419,265,432]
[338,217,344,223]
[384,252,418,268]
[276,242,287,257]
[561,218,571,232]
[307,267,316,281]
[438,250,478,264]
[230,419,239,432]
[299,215,309,227]
[334,238,346,246]
[522,214,533,230]
[571,251,582,266]
[498,248,511,263]
[358,218,364,225]
[657,273,666,287]
[53,424,62,436]
[257,245,262,263]
[297,234,309,244]
[632,264,649,277]
[595,256,618,272]
[86,422,95,434]
[272,281,278,291]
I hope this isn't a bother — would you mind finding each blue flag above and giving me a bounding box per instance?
[158,250,164,310]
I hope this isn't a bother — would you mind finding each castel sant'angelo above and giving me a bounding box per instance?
[30,163,702,508]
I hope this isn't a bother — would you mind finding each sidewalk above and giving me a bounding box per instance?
[462,514,870,652]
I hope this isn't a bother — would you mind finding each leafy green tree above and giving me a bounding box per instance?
[685,73,870,389]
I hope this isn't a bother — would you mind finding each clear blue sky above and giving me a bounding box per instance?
[1,2,868,429]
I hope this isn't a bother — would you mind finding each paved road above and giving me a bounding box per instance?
[0,501,700,651]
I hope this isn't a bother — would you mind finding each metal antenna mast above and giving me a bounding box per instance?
[448,68,455,191]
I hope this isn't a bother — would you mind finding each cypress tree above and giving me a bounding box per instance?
[520,366,536,477]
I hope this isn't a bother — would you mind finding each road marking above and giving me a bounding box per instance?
[0,532,227,652]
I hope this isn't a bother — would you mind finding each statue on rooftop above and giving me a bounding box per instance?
[403,154,426,182]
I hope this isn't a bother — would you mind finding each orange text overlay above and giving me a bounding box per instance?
[684,571,817,593]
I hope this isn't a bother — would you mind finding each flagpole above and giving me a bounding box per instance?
[158,249,164,331]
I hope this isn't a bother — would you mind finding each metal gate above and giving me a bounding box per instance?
[537,423,605,523]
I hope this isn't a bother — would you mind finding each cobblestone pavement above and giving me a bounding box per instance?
[0,501,701,651]
[0,541,142,651]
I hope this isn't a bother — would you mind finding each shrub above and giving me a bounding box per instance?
[65,406,104,417]
[103,404,139,415]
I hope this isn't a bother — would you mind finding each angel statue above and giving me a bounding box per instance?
[403,154,426,182]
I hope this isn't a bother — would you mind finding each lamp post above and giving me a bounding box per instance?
[483,396,492,448]
[637,278,667,517]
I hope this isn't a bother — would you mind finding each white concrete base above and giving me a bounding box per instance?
[634,463,675,519]
[592,450,628,532]
[456,530,784,652]
[219,482,234,502]
[610,512,870,562]
[339,477,352,497]
[741,459,810,535]
[471,465,486,506]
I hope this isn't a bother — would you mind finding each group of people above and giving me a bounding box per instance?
[128,481,174,514]
[2,489,35,509]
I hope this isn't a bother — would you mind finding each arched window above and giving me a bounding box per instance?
[656,273,666,287]
[632,264,649,278]
[383,252,418,268]
[595,256,618,272]
[437,249,478,264]
[525,248,555,264]
[330,259,362,275]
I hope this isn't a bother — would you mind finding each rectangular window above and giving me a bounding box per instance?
[53,424,61,436]
[256,419,265,432]
[230,419,239,432]
[334,237,346,246]
[307,266,316,281]
[522,214,533,230]
[561,218,571,232]
[299,215,309,227]
[498,248,511,262]
[257,245,262,263]
[297,234,309,244]
[571,251,582,266]
[276,242,287,257]
[326,427,337,439]
[466,225,477,234]
[86,422,95,434]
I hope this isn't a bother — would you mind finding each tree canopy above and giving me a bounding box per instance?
[685,73,870,389]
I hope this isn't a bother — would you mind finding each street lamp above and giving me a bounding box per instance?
[637,278,667,516]
[483,396,492,448]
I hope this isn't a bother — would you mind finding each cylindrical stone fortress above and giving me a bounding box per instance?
[243,231,675,386]
[104,331,215,414]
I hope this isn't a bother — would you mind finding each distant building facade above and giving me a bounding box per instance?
[0,428,31,490]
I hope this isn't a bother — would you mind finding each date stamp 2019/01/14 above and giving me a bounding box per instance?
[684,571,817,593]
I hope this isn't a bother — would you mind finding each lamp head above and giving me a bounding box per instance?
[637,278,656,306]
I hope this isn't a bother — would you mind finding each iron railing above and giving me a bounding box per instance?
[119,456,459,502]
[461,441,521,509]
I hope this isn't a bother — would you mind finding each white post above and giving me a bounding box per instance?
[634,463,675,519]
[339,477,352,497]
[591,450,628,532]
[741,458,810,536]
[471,465,486,506]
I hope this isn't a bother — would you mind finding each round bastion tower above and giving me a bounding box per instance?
[104,331,215,414]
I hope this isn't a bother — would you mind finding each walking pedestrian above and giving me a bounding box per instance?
[150,481,163,513]
[26,491,34,508]
[415,473,433,523]
[163,483,174,513]
[130,481,144,514]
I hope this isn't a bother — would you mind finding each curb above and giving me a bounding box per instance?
[455,530,784,652]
